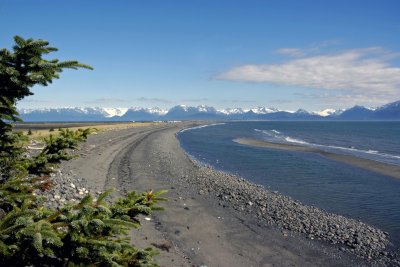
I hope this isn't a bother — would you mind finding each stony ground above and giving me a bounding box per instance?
[186,164,397,264]
[31,123,399,266]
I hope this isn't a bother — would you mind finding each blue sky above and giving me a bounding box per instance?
[1,0,400,111]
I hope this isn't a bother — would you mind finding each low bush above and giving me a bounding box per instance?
[0,36,165,266]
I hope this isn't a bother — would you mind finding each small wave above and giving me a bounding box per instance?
[287,138,400,162]
[255,129,280,134]
[285,137,310,145]
[179,123,226,133]
[254,129,281,137]
[255,129,307,144]
[325,145,400,160]
[254,128,400,163]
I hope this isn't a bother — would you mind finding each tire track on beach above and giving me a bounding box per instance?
[103,124,199,267]
[89,126,167,153]
[66,125,171,193]
[104,125,177,193]
[66,123,195,266]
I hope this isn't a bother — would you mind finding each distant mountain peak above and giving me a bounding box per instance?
[295,108,309,114]
[313,108,343,117]
[250,107,279,114]
[17,100,400,121]
[377,100,400,110]
[197,105,217,113]
[349,105,372,110]
[102,108,129,117]
[218,108,245,115]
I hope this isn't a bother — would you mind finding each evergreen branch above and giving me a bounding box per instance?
[0,36,165,266]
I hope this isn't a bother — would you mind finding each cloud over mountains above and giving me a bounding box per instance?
[216,47,400,103]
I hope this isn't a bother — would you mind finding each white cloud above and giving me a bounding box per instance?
[136,97,173,104]
[216,47,400,98]
[294,92,392,108]
[181,98,210,103]
[276,48,305,57]
[85,98,129,104]
[277,40,341,57]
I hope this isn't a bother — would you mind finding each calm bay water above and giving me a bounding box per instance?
[177,121,400,246]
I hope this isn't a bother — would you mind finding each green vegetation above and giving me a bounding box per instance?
[28,128,95,175]
[0,36,165,266]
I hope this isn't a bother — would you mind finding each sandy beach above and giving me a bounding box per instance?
[57,123,394,266]
[234,138,400,180]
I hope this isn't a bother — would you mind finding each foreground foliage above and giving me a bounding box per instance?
[0,36,166,266]
[0,182,166,266]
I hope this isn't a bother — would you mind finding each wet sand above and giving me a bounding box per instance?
[234,138,400,180]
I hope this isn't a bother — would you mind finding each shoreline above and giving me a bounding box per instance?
[57,123,398,266]
[234,137,400,180]
[179,144,392,259]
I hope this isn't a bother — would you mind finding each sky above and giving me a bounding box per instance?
[1,0,400,111]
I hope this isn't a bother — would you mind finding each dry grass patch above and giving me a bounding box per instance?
[16,122,161,140]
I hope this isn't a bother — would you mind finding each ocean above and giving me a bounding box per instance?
[177,121,400,246]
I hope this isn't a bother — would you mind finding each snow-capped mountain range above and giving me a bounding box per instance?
[17,100,400,122]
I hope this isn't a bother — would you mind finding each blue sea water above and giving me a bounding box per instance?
[177,121,400,246]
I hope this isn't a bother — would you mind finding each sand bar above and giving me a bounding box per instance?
[234,138,400,180]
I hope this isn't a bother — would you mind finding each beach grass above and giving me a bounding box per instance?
[14,122,160,140]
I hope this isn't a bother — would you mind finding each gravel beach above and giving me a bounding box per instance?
[44,122,399,266]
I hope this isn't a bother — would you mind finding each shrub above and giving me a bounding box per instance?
[0,36,165,266]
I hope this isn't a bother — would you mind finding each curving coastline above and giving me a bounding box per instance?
[55,123,399,266]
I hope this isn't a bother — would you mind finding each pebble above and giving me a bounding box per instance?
[179,158,395,264]
[34,165,92,211]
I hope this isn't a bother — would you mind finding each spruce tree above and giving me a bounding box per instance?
[0,36,92,179]
[0,36,165,266]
